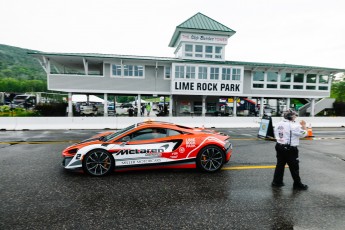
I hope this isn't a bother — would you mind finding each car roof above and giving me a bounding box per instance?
[136,121,194,131]
[132,121,228,138]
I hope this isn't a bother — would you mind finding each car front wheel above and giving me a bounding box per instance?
[196,145,225,172]
[82,149,114,176]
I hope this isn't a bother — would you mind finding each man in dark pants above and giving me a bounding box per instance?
[272,109,308,190]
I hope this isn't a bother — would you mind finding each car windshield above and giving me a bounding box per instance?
[14,96,28,100]
[103,124,136,142]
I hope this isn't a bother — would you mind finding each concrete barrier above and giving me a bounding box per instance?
[0,117,17,130]
[0,116,345,130]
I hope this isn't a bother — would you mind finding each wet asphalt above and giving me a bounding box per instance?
[0,128,345,229]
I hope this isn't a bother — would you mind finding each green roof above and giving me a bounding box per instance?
[177,12,235,32]
[169,13,236,47]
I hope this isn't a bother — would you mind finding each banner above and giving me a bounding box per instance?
[258,115,274,139]
[172,80,242,95]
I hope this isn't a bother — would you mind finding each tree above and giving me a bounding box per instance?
[331,81,345,102]
[0,78,47,92]
[117,96,135,103]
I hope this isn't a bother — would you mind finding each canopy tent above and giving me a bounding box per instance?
[130,99,147,105]
[72,95,104,103]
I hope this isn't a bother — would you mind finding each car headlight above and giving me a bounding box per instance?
[224,140,232,150]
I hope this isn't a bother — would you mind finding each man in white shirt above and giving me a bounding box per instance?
[272,109,308,190]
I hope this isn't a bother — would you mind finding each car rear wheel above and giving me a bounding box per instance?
[82,149,114,176]
[196,145,225,172]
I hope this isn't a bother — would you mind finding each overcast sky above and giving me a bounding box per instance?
[1,0,344,69]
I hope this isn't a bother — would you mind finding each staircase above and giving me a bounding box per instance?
[299,98,335,116]
[298,99,311,116]
[306,98,335,115]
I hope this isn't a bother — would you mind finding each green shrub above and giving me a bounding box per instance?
[0,106,39,117]
[0,105,10,112]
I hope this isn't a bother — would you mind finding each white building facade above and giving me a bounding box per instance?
[31,13,344,117]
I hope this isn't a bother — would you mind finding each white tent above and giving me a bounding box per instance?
[130,99,147,105]
[72,95,104,103]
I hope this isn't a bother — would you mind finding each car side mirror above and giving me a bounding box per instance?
[121,136,130,142]
[119,136,130,146]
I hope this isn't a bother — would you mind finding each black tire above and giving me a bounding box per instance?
[82,149,115,176]
[196,145,225,172]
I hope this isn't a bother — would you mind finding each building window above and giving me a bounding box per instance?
[267,72,278,82]
[253,71,264,81]
[253,84,264,88]
[280,73,291,82]
[195,45,203,57]
[165,66,171,79]
[186,66,196,79]
[134,66,143,76]
[205,46,213,58]
[267,84,277,89]
[319,75,329,84]
[293,85,303,90]
[222,68,231,80]
[293,73,304,83]
[306,86,316,90]
[182,44,224,60]
[185,44,193,57]
[198,67,208,79]
[215,46,222,59]
[173,64,242,81]
[280,85,291,89]
[210,67,219,80]
[307,74,317,83]
[232,68,241,80]
[175,66,185,78]
[124,65,133,76]
[319,86,328,90]
[112,64,121,76]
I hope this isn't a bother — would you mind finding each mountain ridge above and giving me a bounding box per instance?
[0,44,46,81]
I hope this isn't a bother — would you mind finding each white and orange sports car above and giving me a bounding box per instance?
[62,121,232,176]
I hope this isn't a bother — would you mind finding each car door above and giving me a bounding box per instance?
[111,128,178,167]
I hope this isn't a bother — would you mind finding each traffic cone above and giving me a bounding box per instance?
[307,124,314,137]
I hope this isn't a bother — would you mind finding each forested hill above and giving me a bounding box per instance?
[0,44,45,81]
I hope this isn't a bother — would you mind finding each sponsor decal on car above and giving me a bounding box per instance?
[113,143,171,157]
[112,142,178,166]
[179,147,185,153]
[115,148,164,156]
[186,138,196,148]
[170,152,179,159]
[120,158,162,165]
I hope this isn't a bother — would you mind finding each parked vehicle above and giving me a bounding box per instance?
[12,94,36,108]
[79,102,104,116]
[107,103,129,116]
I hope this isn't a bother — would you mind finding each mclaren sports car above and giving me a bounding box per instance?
[62,121,232,176]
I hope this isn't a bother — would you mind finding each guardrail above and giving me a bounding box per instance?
[1,117,345,130]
